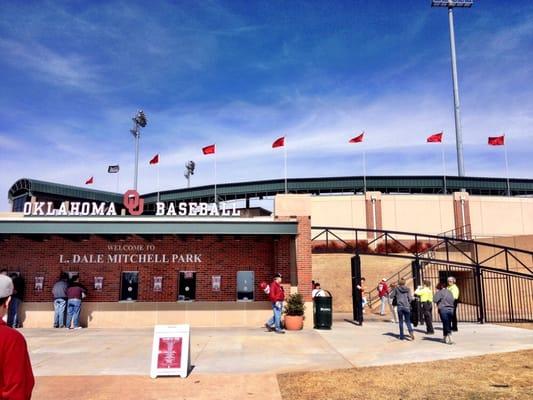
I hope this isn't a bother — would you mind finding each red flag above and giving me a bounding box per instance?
[202,144,216,155]
[427,132,443,143]
[272,136,285,148]
[349,132,364,143]
[85,176,94,185]
[149,154,159,165]
[488,135,505,146]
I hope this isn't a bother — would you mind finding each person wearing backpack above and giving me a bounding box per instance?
[264,273,286,334]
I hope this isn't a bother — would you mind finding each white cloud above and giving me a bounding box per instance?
[0,38,101,92]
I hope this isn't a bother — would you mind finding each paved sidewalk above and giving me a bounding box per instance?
[23,321,533,399]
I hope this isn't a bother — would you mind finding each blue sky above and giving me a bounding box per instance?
[0,0,532,210]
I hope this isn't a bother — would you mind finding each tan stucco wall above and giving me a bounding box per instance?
[310,195,366,229]
[20,301,315,329]
[380,195,455,235]
[469,196,533,237]
[278,193,533,238]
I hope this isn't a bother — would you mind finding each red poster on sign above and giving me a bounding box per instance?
[157,337,182,369]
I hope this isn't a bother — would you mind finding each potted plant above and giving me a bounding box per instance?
[283,293,306,330]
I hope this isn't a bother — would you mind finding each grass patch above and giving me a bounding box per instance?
[278,349,533,400]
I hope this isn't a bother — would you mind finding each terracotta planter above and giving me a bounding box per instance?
[284,315,304,330]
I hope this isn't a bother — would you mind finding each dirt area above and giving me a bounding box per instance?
[277,350,533,400]
[496,323,533,330]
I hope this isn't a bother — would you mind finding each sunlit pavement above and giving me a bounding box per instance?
[23,319,533,399]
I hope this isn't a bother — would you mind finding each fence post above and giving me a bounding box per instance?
[351,254,363,325]
[411,258,422,289]
[475,264,485,324]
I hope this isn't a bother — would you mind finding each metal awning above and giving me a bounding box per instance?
[0,218,297,236]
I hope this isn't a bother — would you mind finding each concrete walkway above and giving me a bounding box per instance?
[23,321,533,399]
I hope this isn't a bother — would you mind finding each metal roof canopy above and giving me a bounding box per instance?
[9,178,123,203]
[0,219,298,236]
[8,176,533,205]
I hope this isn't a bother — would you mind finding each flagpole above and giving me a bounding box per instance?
[441,137,447,194]
[284,140,288,194]
[362,149,367,194]
[156,161,160,203]
[214,150,217,204]
[503,138,510,197]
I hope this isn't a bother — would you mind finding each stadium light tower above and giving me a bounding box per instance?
[130,110,147,191]
[432,0,473,177]
[184,160,195,188]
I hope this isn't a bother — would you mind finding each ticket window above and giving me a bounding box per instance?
[237,271,254,301]
[120,271,139,301]
[178,271,196,301]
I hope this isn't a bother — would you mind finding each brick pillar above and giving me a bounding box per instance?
[295,216,312,302]
[453,192,471,239]
[365,191,382,240]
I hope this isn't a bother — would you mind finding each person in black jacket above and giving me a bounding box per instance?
[390,279,415,340]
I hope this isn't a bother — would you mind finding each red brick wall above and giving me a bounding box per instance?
[0,234,294,302]
[295,216,312,301]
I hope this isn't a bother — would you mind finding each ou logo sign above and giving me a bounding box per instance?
[123,190,145,216]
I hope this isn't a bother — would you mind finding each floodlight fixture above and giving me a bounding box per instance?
[431,1,473,8]
[184,160,196,187]
[432,0,473,178]
[130,110,148,190]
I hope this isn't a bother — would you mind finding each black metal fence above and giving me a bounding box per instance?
[420,261,533,323]
[312,226,533,324]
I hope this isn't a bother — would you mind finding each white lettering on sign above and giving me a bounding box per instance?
[23,200,239,217]
[59,253,202,264]
[155,202,241,217]
[23,201,117,216]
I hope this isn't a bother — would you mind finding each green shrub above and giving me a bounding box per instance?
[284,293,306,316]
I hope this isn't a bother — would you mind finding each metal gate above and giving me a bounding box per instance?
[420,262,481,323]
[420,261,533,323]
[482,269,533,323]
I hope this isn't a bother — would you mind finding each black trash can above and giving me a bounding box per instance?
[313,290,333,329]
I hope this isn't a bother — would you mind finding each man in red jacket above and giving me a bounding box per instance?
[377,278,390,316]
[0,274,35,399]
[264,273,285,334]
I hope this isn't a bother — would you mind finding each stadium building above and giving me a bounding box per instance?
[1,175,533,327]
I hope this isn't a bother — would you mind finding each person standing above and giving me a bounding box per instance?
[356,277,367,313]
[388,282,398,323]
[391,279,415,340]
[66,275,87,330]
[447,276,460,332]
[0,274,35,399]
[0,270,7,324]
[377,278,389,316]
[414,280,434,334]
[434,282,456,344]
[311,282,325,298]
[52,272,68,328]
[264,273,285,334]
[7,273,24,328]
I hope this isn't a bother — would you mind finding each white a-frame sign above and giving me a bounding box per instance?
[150,324,191,378]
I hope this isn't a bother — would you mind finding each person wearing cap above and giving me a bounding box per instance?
[447,276,460,332]
[0,274,35,399]
[377,278,389,316]
[414,280,434,335]
[264,273,286,334]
